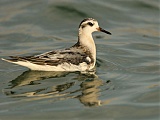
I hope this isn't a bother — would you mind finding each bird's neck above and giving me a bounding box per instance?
[78,31,96,61]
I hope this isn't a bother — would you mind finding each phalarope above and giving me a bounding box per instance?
[2,18,111,71]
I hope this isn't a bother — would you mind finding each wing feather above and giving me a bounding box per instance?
[7,48,93,66]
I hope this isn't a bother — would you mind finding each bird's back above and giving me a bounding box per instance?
[2,46,95,71]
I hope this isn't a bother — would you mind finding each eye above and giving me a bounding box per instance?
[88,22,94,26]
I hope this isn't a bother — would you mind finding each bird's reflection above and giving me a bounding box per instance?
[78,79,103,107]
[7,71,70,89]
[4,70,113,107]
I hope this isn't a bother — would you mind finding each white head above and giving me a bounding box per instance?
[78,18,111,35]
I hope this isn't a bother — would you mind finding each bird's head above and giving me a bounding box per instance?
[79,18,111,35]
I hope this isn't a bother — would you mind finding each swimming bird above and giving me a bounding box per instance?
[2,18,111,71]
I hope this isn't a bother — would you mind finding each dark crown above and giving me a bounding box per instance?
[79,18,96,28]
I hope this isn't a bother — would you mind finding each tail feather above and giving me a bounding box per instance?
[1,56,20,62]
[1,57,32,69]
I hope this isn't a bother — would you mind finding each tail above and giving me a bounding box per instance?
[1,58,15,63]
[1,56,20,63]
[1,57,32,69]
[1,56,26,65]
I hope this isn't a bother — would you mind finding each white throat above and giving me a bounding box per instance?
[78,29,96,61]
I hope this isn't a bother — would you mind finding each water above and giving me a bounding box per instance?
[0,0,159,120]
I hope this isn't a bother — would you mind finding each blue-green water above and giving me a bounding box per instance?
[0,0,159,120]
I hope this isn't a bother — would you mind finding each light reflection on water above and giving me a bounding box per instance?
[0,0,159,119]
[4,71,114,107]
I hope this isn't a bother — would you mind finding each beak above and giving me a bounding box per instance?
[97,27,112,35]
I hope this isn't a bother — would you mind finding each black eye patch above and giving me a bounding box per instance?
[87,22,94,26]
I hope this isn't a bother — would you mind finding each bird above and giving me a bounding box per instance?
[2,18,111,71]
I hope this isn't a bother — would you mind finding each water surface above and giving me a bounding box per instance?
[0,0,159,120]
